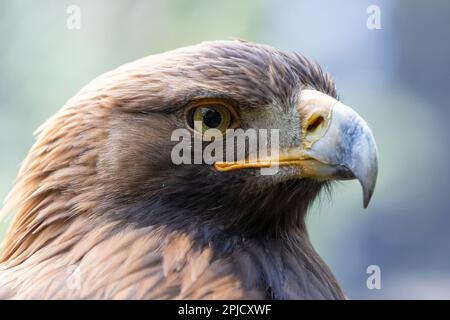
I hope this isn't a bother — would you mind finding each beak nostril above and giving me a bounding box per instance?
[306,115,324,133]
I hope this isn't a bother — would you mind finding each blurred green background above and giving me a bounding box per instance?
[1,0,450,299]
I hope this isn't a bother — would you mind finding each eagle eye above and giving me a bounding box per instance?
[185,100,239,135]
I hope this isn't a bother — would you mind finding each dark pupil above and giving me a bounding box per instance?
[202,108,222,128]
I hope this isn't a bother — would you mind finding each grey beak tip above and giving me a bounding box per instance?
[363,194,371,209]
[361,175,377,209]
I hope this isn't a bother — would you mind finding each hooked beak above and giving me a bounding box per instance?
[215,89,378,208]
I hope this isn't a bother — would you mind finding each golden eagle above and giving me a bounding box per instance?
[0,41,377,299]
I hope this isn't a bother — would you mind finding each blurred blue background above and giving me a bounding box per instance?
[1,0,449,299]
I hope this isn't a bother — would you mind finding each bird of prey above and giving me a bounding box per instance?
[0,40,377,299]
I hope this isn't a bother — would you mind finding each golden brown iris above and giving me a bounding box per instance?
[185,99,240,137]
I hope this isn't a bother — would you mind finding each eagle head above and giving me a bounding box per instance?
[0,40,377,299]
